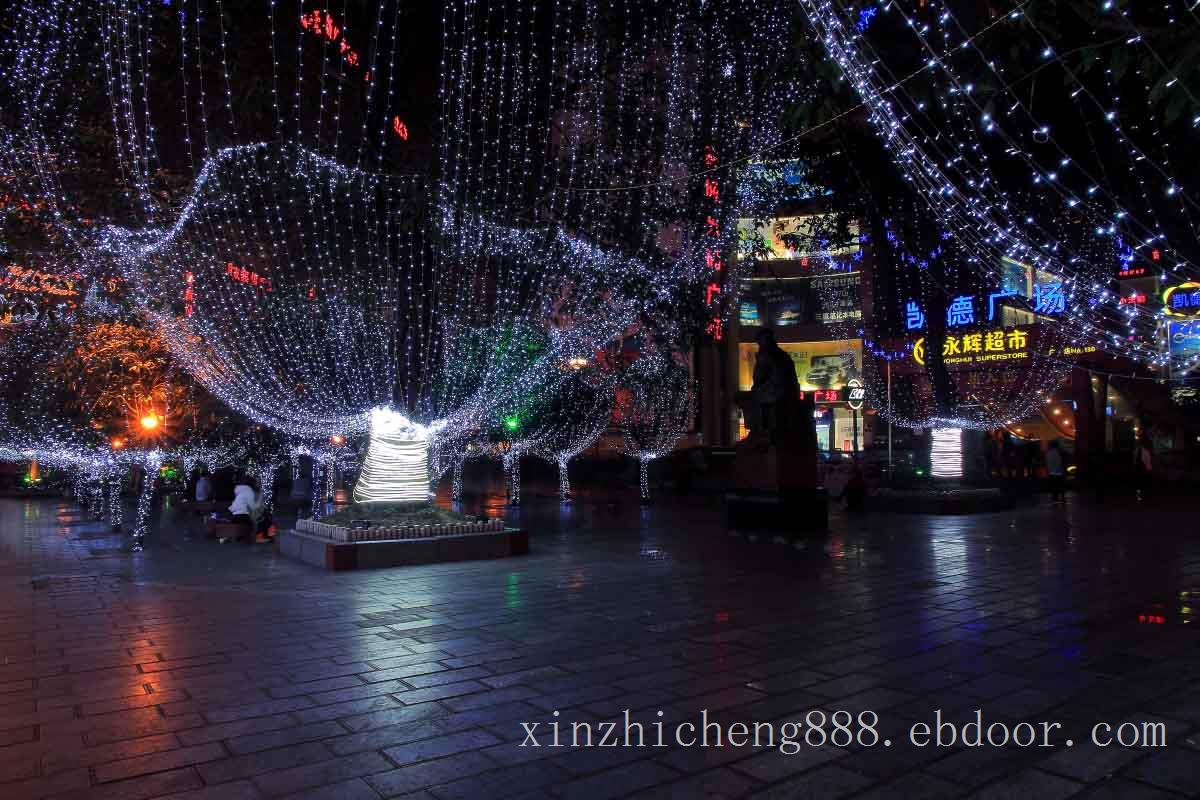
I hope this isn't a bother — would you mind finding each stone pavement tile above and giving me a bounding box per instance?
[654,740,764,773]
[364,655,454,674]
[80,689,192,716]
[965,768,1082,800]
[850,771,964,800]
[833,734,952,780]
[75,765,207,800]
[204,697,315,724]
[366,751,495,797]
[156,779,262,800]
[959,674,1032,700]
[549,758,678,800]
[340,701,446,732]
[1037,739,1151,782]
[480,666,569,689]
[440,686,539,712]
[82,710,207,746]
[42,731,182,775]
[278,777,382,800]
[381,729,503,767]
[1147,692,1200,725]
[251,751,393,798]
[293,696,405,725]
[625,766,759,799]
[284,661,376,684]
[93,742,228,785]
[1070,777,1182,799]
[305,682,409,707]
[392,681,490,706]
[730,745,847,784]
[403,667,493,689]
[197,740,333,785]
[920,742,1045,789]
[1118,748,1200,795]
[0,754,39,782]
[548,737,662,777]
[889,690,982,721]
[987,688,1060,719]
[363,662,457,685]
[0,767,90,799]
[829,687,915,715]
[525,684,623,713]
[806,675,883,699]
[429,759,571,800]
[744,671,830,694]
[326,715,480,757]
[268,675,367,699]
[177,714,298,747]
[226,721,348,755]
[745,764,871,799]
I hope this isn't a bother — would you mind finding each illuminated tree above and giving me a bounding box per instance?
[615,353,693,502]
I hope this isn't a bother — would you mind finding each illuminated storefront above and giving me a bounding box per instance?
[736,338,867,452]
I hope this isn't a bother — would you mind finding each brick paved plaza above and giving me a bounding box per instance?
[1,489,1198,799]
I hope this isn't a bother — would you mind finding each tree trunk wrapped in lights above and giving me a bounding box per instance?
[352,408,432,505]
[615,354,694,503]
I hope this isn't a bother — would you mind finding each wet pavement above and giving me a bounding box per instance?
[0,482,1198,799]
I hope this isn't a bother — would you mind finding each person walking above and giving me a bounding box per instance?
[1045,440,1066,502]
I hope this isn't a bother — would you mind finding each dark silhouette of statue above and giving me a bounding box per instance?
[734,328,819,495]
[750,328,801,442]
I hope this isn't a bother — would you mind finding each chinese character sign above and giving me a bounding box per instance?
[225,262,273,292]
[905,300,925,331]
[912,328,1030,367]
[702,146,723,339]
[946,295,975,327]
[1033,282,1065,315]
[1164,283,1200,317]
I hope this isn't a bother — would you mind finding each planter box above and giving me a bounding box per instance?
[279,527,529,571]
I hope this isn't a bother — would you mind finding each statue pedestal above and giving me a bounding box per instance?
[727,393,827,537]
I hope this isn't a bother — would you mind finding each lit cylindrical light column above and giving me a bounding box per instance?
[931,428,964,479]
[352,407,432,504]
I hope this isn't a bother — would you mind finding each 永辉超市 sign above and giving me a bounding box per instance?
[912,328,1029,367]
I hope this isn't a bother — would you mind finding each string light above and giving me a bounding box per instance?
[930,426,964,479]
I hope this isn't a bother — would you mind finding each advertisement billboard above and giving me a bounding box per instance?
[738,339,863,392]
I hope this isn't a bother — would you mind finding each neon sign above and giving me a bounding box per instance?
[1118,293,1146,306]
[913,328,1029,366]
[0,265,79,298]
[391,117,409,141]
[183,271,195,317]
[702,146,724,340]
[300,10,361,68]
[847,378,865,411]
[225,262,273,292]
[905,301,925,330]
[1033,282,1065,315]
[946,295,975,327]
[1163,282,1200,317]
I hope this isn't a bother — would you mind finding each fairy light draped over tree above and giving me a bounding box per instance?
[49,0,798,500]
[5,0,1197,498]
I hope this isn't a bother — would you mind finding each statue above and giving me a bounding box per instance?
[749,328,801,444]
[732,328,820,506]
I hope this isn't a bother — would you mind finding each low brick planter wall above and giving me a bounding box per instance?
[280,525,529,570]
[296,516,502,542]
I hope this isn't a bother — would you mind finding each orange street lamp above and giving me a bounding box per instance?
[140,414,161,431]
